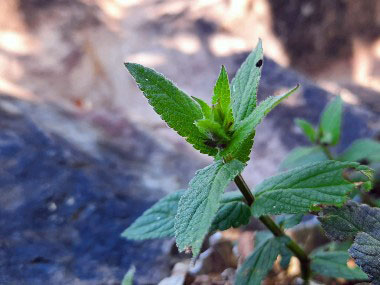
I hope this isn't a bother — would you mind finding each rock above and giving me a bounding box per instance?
[0,96,205,284]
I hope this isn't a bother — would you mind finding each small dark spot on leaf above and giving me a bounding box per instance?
[256,59,263,67]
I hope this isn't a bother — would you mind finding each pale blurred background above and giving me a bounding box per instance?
[1,1,380,284]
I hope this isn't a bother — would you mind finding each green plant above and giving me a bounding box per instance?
[122,40,377,284]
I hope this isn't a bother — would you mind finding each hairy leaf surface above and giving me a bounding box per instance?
[175,160,245,256]
[122,191,184,240]
[125,63,216,156]
[231,40,263,124]
[223,85,299,161]
[252,161,372,216]
[319,202,380,283]
[311,251,367,280]
[319,96,342,146]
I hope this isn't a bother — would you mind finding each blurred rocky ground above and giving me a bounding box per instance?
[0,0,379,284]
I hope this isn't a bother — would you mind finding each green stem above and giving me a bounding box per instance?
[234,174,311,284]
[321,145,334,160]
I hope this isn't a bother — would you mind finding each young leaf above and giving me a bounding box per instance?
[235,236,281,285]
[279,146,328,171]
[251,161,373,216]
[125,63,217,156]
[338,138,380,163]
[295,118,316,143]
[122,266,136,285]
[195,119,230,141]
[319,201,380,283]
[231,40,263,124]
[222,85,299,162]
[191,96,212,120]
[213,65,231,119]
[210,200,251,231]
[319,96,343,146]
[311,251,368,280]
[175,160,245,256]
[121,190,184,240]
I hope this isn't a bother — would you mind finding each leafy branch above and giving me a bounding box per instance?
[122,40,375,284]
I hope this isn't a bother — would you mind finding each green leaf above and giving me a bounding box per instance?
[195,118,230,141]
[279,146,328,171]
[319,201,380,283]
[236,236,281,285]
[295,118,316,143]
[210,200,251,231]
[311,250,368,280]
[175,160,245,256]
[122,266,136,285]
[319,96,343,146]
[339,139,380,163]
[252,161,372,216]
[213,65,232,121]
[276,214,303,229]
[121,190,184,240]
[125,63,217,156]
[231,40,263,124]
[191,96,212,120]
[222,85,299,162]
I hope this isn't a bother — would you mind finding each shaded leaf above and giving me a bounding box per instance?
[319,96,343,146]
[339,139,380,163]
[125,63,216,156]
[122,266,136,285]
[175,160,245,256]
[276,214,304,229]
[231,40,263,124]
[252,161,372,216]
[236,236,281,285]
[311,250,368,280]
[279,146,328,171]
[295,118,316,143]
[210,200,251,231]
[319,201,380,283]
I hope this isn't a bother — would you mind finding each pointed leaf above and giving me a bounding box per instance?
[279,146,328,171]
[125,63,216,156]
[339,139,380,163]
[222,85,299,161]
[319,202,380,283]
[311,251,368,280]
[252,161,373,216]
[319,96,343,146]
[295,118,316,143]
[175,160,245,256]
[192,96,212,120]
[213,65,231,117]
[236,236,281,285]
[195,118,230,141]
[122,266,136,285]
[231,40,263,124]
[122,190,184,240]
